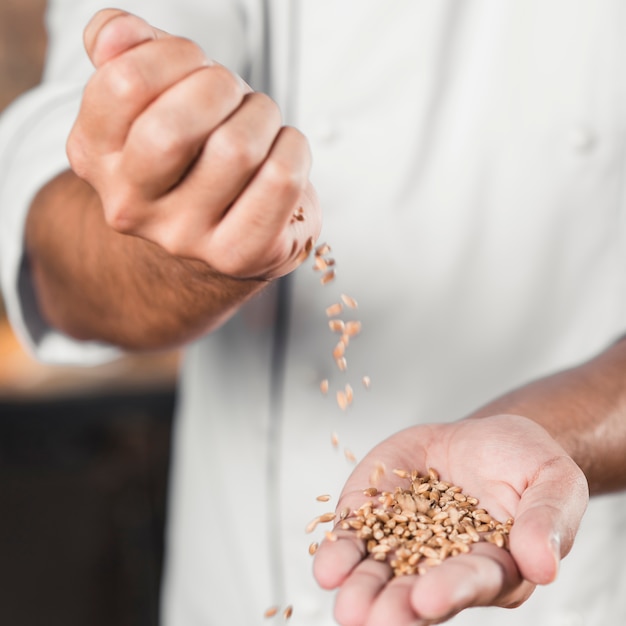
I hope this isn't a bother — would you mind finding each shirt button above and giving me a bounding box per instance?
[567,125,595,153]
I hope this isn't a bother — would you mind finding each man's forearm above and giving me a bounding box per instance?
[468,337,626,495]
[26,169,267,350]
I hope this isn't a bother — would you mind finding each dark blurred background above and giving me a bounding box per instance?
[0,3,178,624]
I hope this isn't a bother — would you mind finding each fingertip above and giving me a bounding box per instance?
[511,457,587,585]
[84,9,127,62]
[546,532,561,583]
[84,9,159,67]
[534,532,561,585]
[313,536,362,590]
[510,514,561,585]
[409,569,473,621]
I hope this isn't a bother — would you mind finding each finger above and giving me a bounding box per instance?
[360,576,423,626]
[84,9,168,68]
[197,126,314,277]
[314,532,367,591]
[510,455,588,585]
[75,36,212,155]
[332,557,394,626]
[122,65,256,199]
[408,543,528,621]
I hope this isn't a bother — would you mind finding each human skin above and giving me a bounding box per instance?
[25,9,321,350]
[314,337,626,625]
[24,8,623,626]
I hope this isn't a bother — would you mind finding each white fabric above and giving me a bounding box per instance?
[2,1,626,625]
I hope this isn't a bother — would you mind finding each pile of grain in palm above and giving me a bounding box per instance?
[335,467,514,577]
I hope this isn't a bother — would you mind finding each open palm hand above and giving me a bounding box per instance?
[313,414,588,626]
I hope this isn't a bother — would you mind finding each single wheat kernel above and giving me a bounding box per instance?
[284,605,293,620]
[333,342,346,360]
[336,357,347,372]
[305,517,320,533]
[331,432,339,447]
[321,270,335,285]
[319,512,336,523]
[326,303,343,317]
[328,319,345,333]
[308,542,319,555]
[363,487,378,497]
[315,243,331,256]
[313,256,328,272]
[344,448,357,463]
[325,531,338,542]
[320,379,329,394]
[337,390,348,410]
[264,606,279,618]
[344,320,362,336]
[316,494,331,502]
[362,375,371,389]
[345,384,354,404]
[340,293,358,309]
[464,524,480,542]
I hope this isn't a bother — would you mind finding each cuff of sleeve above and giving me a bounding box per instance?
[0,84,120,366]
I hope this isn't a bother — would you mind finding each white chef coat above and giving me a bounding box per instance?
[2,1,626,625]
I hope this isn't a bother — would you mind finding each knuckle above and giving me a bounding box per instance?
[102,192,137,234]
[263,156,307,197]
[209,63,245,99]
[98,55,149,104]
[210,125,263,172]
[66,128,89,176]
[249,91,282,120]
[264,127,311,195]
[283,125,312,158]
[175,36,207,64]
[136,115,188,163]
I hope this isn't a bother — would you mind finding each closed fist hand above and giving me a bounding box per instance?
[67,9,321,280]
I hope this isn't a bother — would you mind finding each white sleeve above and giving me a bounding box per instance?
[0,84,122,365]
[0,0,254,366]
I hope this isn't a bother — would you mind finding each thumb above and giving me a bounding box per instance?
[84,9,168,68]
[511,456,589,585]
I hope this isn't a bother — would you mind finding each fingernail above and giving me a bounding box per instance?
[549,533,561,580]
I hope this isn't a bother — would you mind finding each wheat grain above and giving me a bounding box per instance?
[343,468,513,577]
[340,294,358,309]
